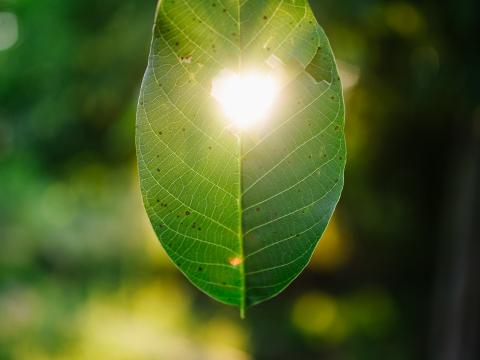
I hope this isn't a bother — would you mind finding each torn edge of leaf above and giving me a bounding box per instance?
[266,47,332,89]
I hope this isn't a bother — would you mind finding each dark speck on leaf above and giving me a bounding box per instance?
[198,266,203,271]
[263,15,268,20]
[185,210,191,216]
[256,208,261,212]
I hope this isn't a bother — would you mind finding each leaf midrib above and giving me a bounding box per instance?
[236,0,247,320]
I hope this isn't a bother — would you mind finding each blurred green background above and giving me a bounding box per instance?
[1,0,479,359]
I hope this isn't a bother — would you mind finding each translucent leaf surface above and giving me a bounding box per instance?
[136,0,346,315]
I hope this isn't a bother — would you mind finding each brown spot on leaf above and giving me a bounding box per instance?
[229,257,243,266]
[180,55,192,63]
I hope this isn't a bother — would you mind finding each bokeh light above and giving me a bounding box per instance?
[0,12,18,51]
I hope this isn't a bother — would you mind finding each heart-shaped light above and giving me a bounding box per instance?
[211,70,280,130]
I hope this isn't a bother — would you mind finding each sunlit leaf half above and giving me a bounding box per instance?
[136,0,346,316]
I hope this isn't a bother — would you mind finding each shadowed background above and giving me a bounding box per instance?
[0,0,478,359]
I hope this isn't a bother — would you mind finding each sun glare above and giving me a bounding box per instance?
[211,70,280,130]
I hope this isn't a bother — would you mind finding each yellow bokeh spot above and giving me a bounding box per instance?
[291,292,338,337]
[385,2,424,36]
[201,317,251,360]
[310,215,352,271]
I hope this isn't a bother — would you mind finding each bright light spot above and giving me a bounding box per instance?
[0,12,18,51]
[211,70,280,130]
[337,60,360,91]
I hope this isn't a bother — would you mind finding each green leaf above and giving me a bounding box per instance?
[136,0,346,315]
